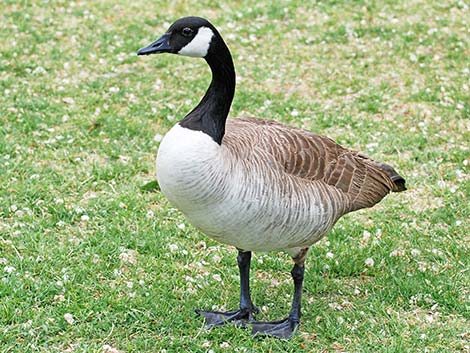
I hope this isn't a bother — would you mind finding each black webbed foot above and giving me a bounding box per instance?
[251,317,299,339]
[195,307,258,328]
[195,250,306,339]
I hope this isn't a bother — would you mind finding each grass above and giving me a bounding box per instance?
[0,0,469,352]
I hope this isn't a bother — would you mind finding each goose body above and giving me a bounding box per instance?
[157,122,343,253]
[138,16,405,338]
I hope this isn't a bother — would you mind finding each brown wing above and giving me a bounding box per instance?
[224,118,405,212]
[322,151,404,211]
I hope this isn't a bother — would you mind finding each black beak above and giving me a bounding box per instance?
[137,33,172,55]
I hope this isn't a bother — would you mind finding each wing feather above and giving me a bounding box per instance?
[224,118,405,212]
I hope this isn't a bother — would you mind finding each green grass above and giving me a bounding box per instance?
[1,0,469,352]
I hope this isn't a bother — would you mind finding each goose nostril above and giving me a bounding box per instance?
[137,33,171,56]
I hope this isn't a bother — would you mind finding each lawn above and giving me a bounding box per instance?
[0,0,469,352]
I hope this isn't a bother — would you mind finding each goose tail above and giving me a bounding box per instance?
[379,163,406,192]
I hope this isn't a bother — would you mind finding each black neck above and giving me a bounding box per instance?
[179,34,235,144]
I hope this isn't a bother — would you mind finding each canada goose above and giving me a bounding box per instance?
[137,16,406,338]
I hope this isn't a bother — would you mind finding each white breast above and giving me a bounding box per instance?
[156,124,223,207]
[156,124,338,252]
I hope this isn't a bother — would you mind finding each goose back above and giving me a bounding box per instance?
[224,118,404,213]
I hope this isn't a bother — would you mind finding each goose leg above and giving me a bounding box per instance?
[196,250,258,327]
[251,252,307,339]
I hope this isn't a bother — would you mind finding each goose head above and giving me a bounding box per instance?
[137,17,235,145]
[137,17,218,58]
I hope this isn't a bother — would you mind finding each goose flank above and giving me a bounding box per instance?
[137,16,406,338]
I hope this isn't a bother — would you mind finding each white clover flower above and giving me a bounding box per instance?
[64,313,75,325]
[4,266,16,273]
[119,250,137,264]
[54,294,65,303]
[32,66,47,75]
[328,302,342,310]
[102,345,121,353]
[389,249,404,257]
[63,97,75,104]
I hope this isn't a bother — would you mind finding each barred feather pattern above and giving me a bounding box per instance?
[226,118,402,212]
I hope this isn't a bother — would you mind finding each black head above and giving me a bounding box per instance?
[137,17,217,58]
[137,17,236,145]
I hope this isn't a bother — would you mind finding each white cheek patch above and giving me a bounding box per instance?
[178,27,214,57]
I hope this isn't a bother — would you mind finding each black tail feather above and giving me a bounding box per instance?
[380,163,407,192]
[390,174,406,192]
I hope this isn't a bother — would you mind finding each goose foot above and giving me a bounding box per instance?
[196,250,259,328]
[195,307,258,328]
[251,318,299,339]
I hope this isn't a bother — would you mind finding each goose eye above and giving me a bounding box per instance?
[181,27,193,37]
